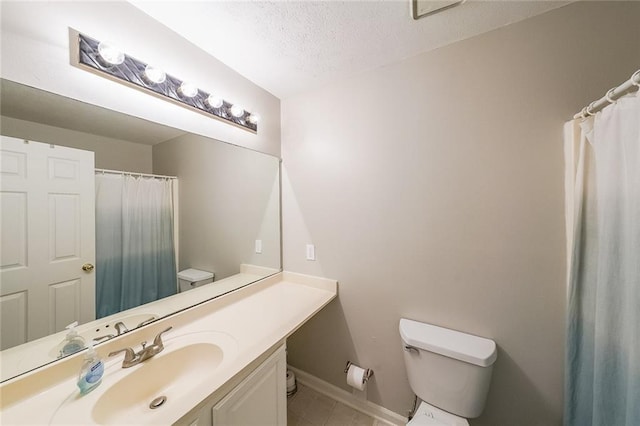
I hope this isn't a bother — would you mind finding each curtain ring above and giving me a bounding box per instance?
[579,106,589,119]
[585,101,598,116]
[605,87,617,104]
[631,70,640,87]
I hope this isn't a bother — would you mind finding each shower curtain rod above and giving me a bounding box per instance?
[95,168,177,180]
[574,69,640,119]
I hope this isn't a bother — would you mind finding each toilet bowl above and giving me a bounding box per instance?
[407,401,468,426]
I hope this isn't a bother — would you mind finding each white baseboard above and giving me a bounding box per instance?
[288,366,407,426]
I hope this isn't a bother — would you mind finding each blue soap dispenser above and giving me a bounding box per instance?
[77,340,104,395]
[58,321,86,358]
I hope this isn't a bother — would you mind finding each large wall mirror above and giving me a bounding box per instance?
[0,78,281,382]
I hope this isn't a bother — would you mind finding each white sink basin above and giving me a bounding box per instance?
[50,331,237,425]
[93,342,223,424]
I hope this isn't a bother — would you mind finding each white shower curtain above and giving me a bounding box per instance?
[95,174,177,319]
[564,92,640,426]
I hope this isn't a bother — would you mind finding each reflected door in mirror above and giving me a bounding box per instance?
[0,136,96,349]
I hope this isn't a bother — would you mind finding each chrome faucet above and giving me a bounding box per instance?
[136,316,156,328]
[108,326,172,368]
[114,321,129,335]
[95,321,128,343]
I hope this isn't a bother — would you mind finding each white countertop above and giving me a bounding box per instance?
[0,271,337,425]
[0,264,278,382]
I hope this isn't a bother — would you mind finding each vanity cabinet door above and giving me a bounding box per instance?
[187,408,212,426]
[211,344,286,426]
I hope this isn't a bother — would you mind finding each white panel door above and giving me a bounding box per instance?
[0,136,95,349]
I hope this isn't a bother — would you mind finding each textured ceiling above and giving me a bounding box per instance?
[130,1,571,99]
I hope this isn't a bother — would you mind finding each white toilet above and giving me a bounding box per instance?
[177,268,214,292]
[399,318,497,426]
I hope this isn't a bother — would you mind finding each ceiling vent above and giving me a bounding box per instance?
[412,0,466,19]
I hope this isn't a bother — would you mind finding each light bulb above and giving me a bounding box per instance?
[97,41,125,65]
[144,65,166,84]
[230,104,245,118]
[248,113,261,124]
[179,82,198,98]
[206,95,223,109]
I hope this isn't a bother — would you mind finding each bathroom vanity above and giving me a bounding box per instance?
[0,272,336,425]
[0,264,278,382]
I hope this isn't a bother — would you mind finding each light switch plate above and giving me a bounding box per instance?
[255,240,262,254]
[306,244,316,261]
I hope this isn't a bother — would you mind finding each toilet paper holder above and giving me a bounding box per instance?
[344,361,373,384]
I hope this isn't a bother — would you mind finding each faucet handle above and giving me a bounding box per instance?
[152,326,173,348]
[108,347,136,363]
[94,334,115,343]
[136,316,156,328]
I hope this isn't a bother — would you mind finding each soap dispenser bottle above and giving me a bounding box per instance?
[59,321,86,357]
[77,340,104,395]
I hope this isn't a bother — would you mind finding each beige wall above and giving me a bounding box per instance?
[0,1,280,157]
[153,134,281,280]
[282,2,640,425]
[1,116,152,173]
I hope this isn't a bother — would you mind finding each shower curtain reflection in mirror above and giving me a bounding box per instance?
[564,91,640,426]
[95,173,177,319]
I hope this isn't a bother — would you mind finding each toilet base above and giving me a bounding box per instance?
[407,401,469,426]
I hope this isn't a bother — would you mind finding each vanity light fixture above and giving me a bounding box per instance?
[97,41,125,65]
[206,95,224,109]
[73,31,258,132]
[248,114,261,125]
[230,104,245,118]
[179,82,199,98]
[143,65,166,84]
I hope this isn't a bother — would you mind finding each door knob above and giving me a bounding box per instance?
[82,263,94,272]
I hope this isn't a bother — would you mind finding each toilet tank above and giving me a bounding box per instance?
[177,268,214,292]
[399,318,497,418]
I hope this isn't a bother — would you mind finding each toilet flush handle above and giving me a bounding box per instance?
[404,345,419,354]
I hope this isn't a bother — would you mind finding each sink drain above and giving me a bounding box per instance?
[149,396,167,409]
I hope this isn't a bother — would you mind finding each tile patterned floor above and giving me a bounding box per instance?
[287,383,390,426]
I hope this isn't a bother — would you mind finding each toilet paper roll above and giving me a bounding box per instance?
[346,364,367,391]
[286,370,296,389]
